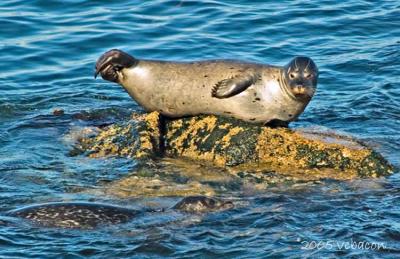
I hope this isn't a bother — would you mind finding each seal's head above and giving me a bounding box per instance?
[283,56,318,101]
[95,49,137,83]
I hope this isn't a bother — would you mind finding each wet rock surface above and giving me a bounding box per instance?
[72,112,394,197]
[77,112,393,181]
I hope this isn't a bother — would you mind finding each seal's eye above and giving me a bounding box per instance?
[289,73,295,79]
[304,73,313,79]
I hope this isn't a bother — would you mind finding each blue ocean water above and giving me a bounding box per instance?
[0,0,399,257]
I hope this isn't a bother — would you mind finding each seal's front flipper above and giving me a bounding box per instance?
[211,72,261,99]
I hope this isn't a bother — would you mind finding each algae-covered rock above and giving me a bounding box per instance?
[76,112,394,179]
[75,112,161,159]
[164,115,393,178]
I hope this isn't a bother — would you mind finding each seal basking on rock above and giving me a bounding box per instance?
[6,196,232,229]
[95,49,318,125]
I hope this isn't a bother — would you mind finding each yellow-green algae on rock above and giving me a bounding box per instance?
[76,112,162,159]
[77,112,393,180]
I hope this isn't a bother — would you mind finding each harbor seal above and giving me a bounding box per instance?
[95,49,318,125]
[6,202,139,229]
[6,196,232,229]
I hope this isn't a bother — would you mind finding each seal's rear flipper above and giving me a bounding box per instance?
[211,72,261,98]
[95,49,138,83]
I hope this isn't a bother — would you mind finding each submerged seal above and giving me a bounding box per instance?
[6,196,232,229]
[95,49,318,125]
[173,196,233,213]
[6,202,139,229]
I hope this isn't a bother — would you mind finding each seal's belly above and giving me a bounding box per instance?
[215,91,304,123]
